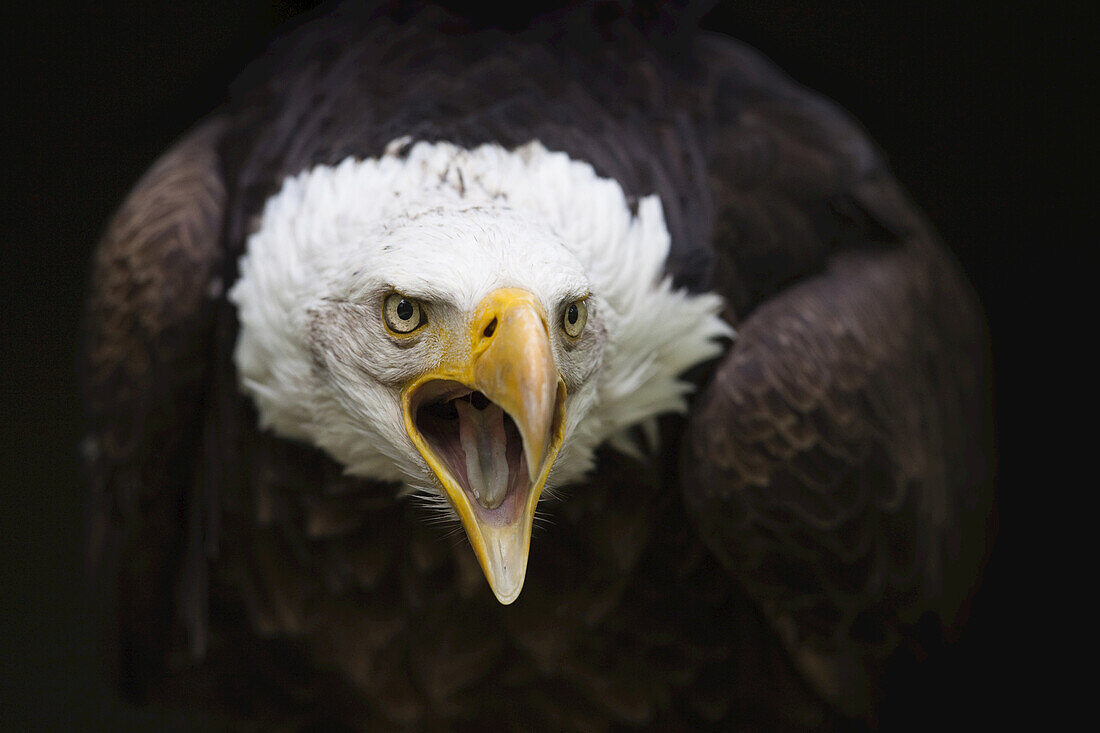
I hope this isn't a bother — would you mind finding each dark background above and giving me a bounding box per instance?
[1,0,1076,728]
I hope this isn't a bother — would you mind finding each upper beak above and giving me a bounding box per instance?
[402,288,566,604]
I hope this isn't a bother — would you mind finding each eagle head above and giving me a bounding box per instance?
[230,140,729,603]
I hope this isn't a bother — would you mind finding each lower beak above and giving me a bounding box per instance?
[402,289,566,604]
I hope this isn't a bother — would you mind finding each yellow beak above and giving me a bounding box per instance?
[402,289,566,604]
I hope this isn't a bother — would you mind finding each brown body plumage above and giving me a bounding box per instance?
[82,2,992,728]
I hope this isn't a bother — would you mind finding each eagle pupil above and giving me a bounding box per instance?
[567,303,578,324]
[396,299,414,320]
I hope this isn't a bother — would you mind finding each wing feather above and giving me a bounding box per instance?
[82,118,228,698]
[684,36,993,718]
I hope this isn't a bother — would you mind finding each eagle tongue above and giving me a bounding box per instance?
[455,399,511,510]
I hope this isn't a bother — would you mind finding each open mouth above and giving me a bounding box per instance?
[403,374,566,603]
[411,380,533,526]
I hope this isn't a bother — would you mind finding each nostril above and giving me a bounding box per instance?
[483,317,497,338]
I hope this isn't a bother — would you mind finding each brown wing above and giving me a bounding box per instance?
[682,36,993,719]
[81,118,228,699]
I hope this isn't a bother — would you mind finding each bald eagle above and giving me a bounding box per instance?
[82,1,992,728]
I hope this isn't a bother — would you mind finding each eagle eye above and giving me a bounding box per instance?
[383,292,426,334]
[562,298,588,338]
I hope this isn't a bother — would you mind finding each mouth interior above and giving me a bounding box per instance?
[413,381,529,525]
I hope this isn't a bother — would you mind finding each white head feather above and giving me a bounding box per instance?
[230,140,731,504]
